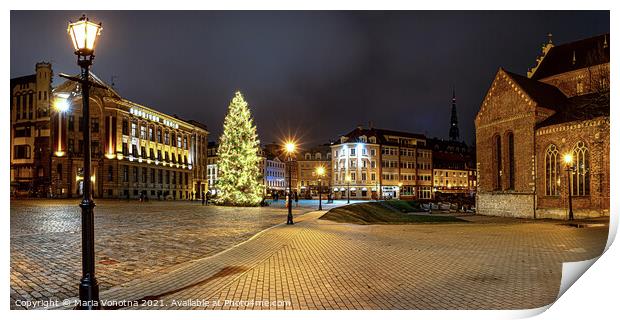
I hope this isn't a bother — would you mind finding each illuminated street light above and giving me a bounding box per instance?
[66,14,103,310]
[316,166,326,210]
[563,153,574,221]
[283,141,296,225]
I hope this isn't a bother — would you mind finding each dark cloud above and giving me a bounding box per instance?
[11,11,609,147]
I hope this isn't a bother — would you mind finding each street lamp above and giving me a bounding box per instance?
[563,153,574,221]
[316,166,325,210]
[284,142,296,224]
[345,175,351,204]
[67,14,102,310]
[398,182,403,199]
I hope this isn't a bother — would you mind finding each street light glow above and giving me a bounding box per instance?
[54,97,69,112]
[563,153,573,165]
[316,166,325,176]
[67,15,103,55]
[285,142,296,154]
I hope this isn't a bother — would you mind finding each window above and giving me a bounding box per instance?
[507,132,515,190]
[108,165,114,182]
[142,168,147,183]
[122,119,128,135]
[350,172,356,181]
[545,144,559,196]
[132,144,138,157]
[164,131,169,145]
[370,149,376,156]
[371,173,376,181]
[132,166,138,182]
[14,126,31,137]
[131,123,137,137]
[571,141,590,196]
[157,128,162,143]
[350,148,356,156]
[158,169,163,183]
[150,168,155,183]
[157,150,162,161]
[494,135,502,190]
[57,164,63,180]
[122,143,128,156]
[140,125,147,139]
[361,172,367,181]
[66,115,74,131]
[149,148,155,159]
[141,146,146,158]
[92,118,99,133]
[122,165,129,182]
[149,127,154,141]
[177,136,182,148]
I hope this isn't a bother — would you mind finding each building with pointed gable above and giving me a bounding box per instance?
[475,33,609,219]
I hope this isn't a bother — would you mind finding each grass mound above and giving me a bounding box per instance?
[320,202,465,225]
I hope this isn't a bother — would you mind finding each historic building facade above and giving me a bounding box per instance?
[475,33,609,219]
[50,73,209,200]
[297,145,332,199]
[331,127,433,200]
[10,62,53,197]
[428,138,476,197]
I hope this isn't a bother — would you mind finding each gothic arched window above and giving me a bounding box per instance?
[507,132,515,190]
[572,141,590,196]
[493,135,502,190]
[544,144,560,196]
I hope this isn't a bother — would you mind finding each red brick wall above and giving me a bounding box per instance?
[475,69,541,217]
[535,117,610,218]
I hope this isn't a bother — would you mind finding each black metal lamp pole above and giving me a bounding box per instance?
[77,55,100,309]
[347,179,350,204]
[567,165,574,221]
[66,14,102,309]
[287,155,294,224]
[318,178,322,210]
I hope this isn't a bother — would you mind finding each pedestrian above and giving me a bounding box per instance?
[294,191,299,207]
[205,191,210,206]
[201,192,205,205]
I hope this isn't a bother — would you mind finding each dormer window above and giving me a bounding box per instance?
[315,152,322,160]
[340,136,348,143]
[305,153,311,160]
[360,135,367,143]
[369,136,376,143]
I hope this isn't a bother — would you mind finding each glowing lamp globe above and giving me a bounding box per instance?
[316,166,326,176]
[67,15,103,56]
[54,97,69,112]
[285,142,296,154]
[563,153,573,165]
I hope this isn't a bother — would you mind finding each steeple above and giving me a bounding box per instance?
[449,87,460,141]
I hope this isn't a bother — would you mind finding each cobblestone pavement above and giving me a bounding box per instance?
[10,199,322,309]
[71,211,607,310]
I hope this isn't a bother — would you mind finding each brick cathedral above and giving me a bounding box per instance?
[475,33,610,219]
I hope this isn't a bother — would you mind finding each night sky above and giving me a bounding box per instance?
[11,11,609,148]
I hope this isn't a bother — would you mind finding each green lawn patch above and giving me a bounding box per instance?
[320,202,465,225]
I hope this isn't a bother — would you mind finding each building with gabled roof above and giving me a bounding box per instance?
[476,33,609,219]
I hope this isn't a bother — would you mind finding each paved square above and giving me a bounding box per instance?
[10,200,609,310]
[10,199,315,309]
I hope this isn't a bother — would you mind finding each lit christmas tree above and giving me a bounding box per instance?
[216,91,263,206]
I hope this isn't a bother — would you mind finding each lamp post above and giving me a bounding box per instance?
[285,142,296,224]
[316,166,325,210]
[345,175,351,204]
[67,14,103,310]
[398,182,403,200]
[563,153,575,221]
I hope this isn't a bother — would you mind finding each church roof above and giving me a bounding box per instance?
[530,33,610,80]
[535,92,609,129]
[503,70,567,111]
